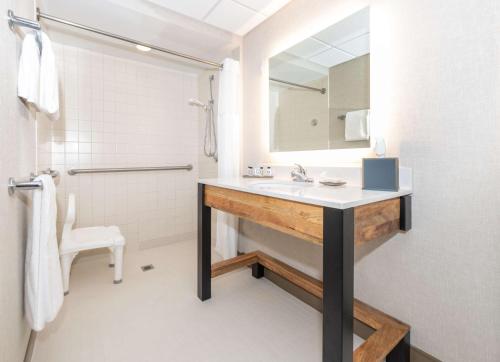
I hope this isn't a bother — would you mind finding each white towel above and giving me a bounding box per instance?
[344,109,370,141]
[25,175,63,331]
[39,32,60,120]
[17,31,40,105]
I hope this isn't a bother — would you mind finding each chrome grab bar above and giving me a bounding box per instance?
[67,165,193,176]
[8,168,59,195]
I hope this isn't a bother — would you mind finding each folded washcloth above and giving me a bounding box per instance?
[345,109,370,141]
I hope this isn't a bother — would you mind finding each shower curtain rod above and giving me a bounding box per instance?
[269,77,326,94]
[7,9,223,69]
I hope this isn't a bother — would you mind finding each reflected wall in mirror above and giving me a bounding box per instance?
[269,7,370,152]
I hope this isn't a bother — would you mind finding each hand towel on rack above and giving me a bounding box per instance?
[17,31,40,105]
[344,109,370,141]
[38,32,60,120]
[25,175,63,331]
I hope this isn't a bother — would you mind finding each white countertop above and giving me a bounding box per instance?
[199,178,412,209]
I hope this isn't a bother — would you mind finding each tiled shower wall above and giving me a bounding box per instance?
[38,43,199,251]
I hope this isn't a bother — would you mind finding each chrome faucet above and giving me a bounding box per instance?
[291,164,313,183]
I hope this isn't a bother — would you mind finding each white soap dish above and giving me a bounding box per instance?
[319,180,346,187]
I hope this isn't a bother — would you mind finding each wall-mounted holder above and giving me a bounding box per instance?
[8,168,59,195]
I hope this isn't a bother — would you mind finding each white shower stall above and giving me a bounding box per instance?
[34,3,240,255]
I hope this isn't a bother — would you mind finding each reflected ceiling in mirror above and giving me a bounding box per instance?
[269,7,370,152]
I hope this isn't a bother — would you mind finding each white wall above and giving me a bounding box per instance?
[0,1,36,360]
[38,44,200,252]
[242,0,500,360]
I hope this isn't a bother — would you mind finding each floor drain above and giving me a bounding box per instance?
[141,264,154,272]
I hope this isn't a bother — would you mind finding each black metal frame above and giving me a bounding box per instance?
[252,263,265,279]
[197,183,412,362]
[386,331,411,362]
[323,207,354,362]
[400,195,412,231]
[197,183,211,301]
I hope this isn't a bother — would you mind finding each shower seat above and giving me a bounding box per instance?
[59,193,126,294]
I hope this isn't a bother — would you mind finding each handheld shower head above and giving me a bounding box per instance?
[188,98,206,108]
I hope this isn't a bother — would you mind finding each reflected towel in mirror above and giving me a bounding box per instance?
[344,109,370,141]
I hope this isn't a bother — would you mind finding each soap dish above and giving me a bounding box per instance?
[319,180,346,187]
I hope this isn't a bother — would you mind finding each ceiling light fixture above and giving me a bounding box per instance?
[135,44,151,52]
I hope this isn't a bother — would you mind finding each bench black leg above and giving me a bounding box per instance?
[252,263,265,279]
[387,332,410,362]
[197,183,211,301]
[323,207,354,362]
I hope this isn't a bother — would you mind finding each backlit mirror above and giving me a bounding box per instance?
[269,7,370,151]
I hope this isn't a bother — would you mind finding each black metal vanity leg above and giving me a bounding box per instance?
[386,331,411,362]
[197,183,211,301]
[252,263,264,279]
[399,195,412,231]
[322,207,354,362]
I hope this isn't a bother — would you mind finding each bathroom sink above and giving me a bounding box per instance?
[249,181,313,195]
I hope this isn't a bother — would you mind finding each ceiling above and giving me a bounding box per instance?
[144,0,292,36]
[270,7,370,84]
[37,0,266,71]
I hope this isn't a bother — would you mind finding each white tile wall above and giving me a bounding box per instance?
[38,44,200,251]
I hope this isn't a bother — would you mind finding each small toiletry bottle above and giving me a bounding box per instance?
[247,166,254,176]
[259,167,264,176]
[254,167,262,177]
[265,167,273,177]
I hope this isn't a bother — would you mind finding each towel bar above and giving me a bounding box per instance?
[67,165,193,175]
[8,168,59,195]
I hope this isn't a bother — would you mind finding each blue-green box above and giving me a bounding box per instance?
[362,158,399,191]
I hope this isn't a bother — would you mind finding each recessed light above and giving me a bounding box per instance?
[135,44,151,52]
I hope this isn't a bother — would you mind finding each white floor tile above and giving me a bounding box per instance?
[33,240,364,362]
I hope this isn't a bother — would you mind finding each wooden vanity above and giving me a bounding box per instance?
[197,179,412,362]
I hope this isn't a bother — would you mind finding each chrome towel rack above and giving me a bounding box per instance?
[8,169,59,195]
[67,165,193,176]
[7,9,41,30]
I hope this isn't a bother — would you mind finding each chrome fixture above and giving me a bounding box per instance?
[7,9,41,30]
[270,77,326,94]
[291,164,313,183]
[189,75,217,162]
[188,98,207,109]
[7,9,222,69]
[8,168,59,195]
[67,165,193,176]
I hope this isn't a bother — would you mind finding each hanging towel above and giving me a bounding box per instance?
[344,109,370,141]
[17,31,40,105]
[25,175,63,332]
[39,32,60,120]
[216,58,241,260]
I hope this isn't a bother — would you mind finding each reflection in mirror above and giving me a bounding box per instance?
[269,7,370,152]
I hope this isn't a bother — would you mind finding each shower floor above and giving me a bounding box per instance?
[32,239,364,362]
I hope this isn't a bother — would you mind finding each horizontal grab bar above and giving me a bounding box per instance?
[67,165,193,175]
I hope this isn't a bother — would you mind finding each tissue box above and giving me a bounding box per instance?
[362,158,399,191]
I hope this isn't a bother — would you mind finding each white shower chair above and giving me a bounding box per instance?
[59,193,126,295]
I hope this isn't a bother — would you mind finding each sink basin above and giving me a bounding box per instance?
[249,181,313,195]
